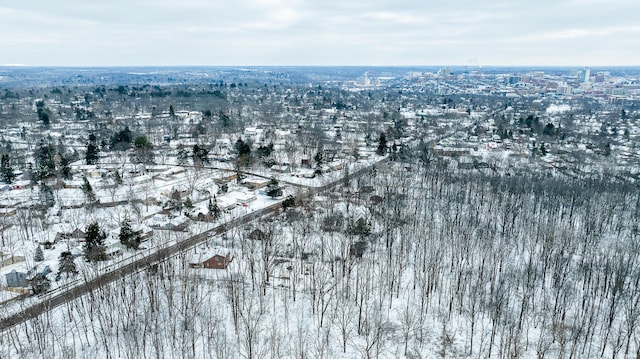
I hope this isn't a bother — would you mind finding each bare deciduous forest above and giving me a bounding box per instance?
[2,160,638,359]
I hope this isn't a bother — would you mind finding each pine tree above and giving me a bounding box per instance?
[34,246,44,262]
[376,132,387,156]
[176,144,189,165]
[314,150,323,175]
[184,197,194,210]
[540,143,547,156]
[209,197,221,219]
[36,100,50,127]
[282,195,296,209]
[85,142,100,165]
[266,177,283,198]
[192,144,210,165]
[34,141,56,180]
[81,176,96,205]
[119,219,141,250]
[30,275,50,294]
[84,222,107,262]
[57,251,78,279]
[0,153,16,183]
[39,183,55,209]
[59,153,72,180]
[133,135,154,164]
[114,170,123,185]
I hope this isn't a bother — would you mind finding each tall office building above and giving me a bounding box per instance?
[583,68,591,83]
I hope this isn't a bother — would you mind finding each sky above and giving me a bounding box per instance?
[0,0,638,67]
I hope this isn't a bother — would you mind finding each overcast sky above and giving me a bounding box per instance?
[0,0,638,67]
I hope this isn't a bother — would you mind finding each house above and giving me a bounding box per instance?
[217,197,237,211]
[54,228,86,244]
[213,173,238,183]
[296,170,315,179]
[4,263,50,289]
[236,193,257,206]
[242,178,270,189]
[106,243,124,258]
[271,165,290,173]
[189,254,233,269]
[5,269,27,287]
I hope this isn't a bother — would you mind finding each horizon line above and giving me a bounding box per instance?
[2,64,640,69]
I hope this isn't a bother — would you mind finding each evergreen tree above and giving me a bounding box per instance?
[219,111,231,127]
[36,100,50,126]
[235,138,251,157]
[39,183,55,209]
[34,246,44,262]
[110,126,133,150]
[84,222,107,262]
[184,197,194,210]
[133,135,154,163]
[114,170,123,185]
[59,153,72,180]
[0,153,16,183]
[208,197,221,219]
[176,144,189,165]
[314,149,323,175]
[57,251,78,279]
[256,142,274,158]
[134,135,151,149]
[192,144,210,165]
[168,189,183,211]
[81,176,97,205]
[119,219,141,250]
[266,177,283,198]
[85,142,100,165]
[540,143,547,156]
[376,132,387,155]
[282,195,296,209]
[34,141,56,180]
[234,138,252,168]
[30,275,50,294]
[347,217,371,236]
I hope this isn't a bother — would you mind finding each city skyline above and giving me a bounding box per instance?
[1,0,639,67]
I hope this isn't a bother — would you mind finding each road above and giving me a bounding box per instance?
[0,158,386,332]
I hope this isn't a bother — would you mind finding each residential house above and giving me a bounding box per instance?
[189,254,233,269]
[5,269,27,287]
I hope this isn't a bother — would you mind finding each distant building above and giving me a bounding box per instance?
[582,68,591,83]
[437,68,451,77]
[557,85,573,96]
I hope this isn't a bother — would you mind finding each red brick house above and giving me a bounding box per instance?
[190,254,233,269]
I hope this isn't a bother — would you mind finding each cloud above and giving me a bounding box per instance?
[508,25,640,42]
[0,1,637,66]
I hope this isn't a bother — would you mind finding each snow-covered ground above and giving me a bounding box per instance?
[2,162,638,358]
